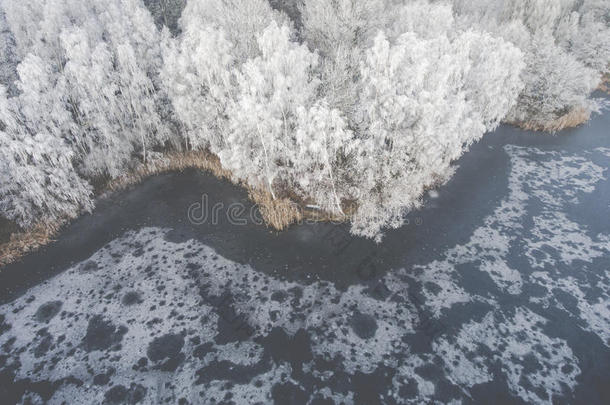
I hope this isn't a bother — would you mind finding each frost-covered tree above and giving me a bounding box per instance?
[0,8,19,95]
[290,103,354,215]
[59,28,132,176]
[162,0,288,151]
[295,0,524,239]
[299,0,389,115]
[0,0,43,59]
[143,0,186,35]
[268,0,302,30]
[15,54,76,150]
[300,0,387,54]
[504,29,600,129]
[388,0,456,40]
[3,0,172,177]
[164,2,358,213]
[348,25,523,240]
[221,22,355,214]
[161,21,236,151]
[222,22,320,199]
[0,0,175,229]
[101,0,173,164]
[180,0,290,62]
[451,0,609,129]
[0,86,93,227]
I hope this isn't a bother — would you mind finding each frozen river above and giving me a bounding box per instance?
[1,103,609,404]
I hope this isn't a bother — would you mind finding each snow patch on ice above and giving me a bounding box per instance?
[434,307,580,404]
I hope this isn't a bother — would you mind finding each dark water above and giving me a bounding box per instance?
[0,103,609,404]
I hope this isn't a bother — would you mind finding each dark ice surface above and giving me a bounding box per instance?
[1,101,609,404]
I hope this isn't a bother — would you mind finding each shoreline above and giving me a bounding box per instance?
[0,150,345,268]
[1,95,609,268]
[0,110,608,302]
[507,106,591,133]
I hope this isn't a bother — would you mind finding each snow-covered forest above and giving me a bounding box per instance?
[0,0,608,241]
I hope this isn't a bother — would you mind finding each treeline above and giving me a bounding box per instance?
[452,0,609,130]
[0,0,608,241]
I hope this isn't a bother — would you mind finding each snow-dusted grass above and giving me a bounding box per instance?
[600,72,610,94]
[0,223,56,267]
[508,106,592,133]
[103,150,231,193]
